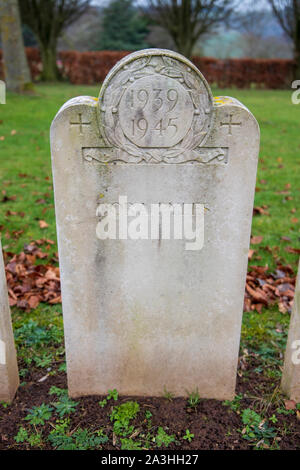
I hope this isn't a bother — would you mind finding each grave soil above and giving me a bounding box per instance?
[0,359,299,450]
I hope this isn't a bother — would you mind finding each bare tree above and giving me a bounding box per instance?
[19,0,91,81]
[145,0,235,58]
[231,8,292,59]
[0,0,32,92]
[269,0,300,77]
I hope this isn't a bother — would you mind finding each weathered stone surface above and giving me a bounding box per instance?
[282,259,300,402]
[0,239,19,403]
[0,0,32,92]
[51,49,260,399]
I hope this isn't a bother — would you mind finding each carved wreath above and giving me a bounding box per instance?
[99,56,213,163]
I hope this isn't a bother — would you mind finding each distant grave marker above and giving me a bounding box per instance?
[282,259,300,402]
[0,239,19,403]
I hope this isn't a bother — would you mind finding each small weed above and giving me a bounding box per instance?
[120,438,143,450]
[34,353,53,368]
[0,401,10,409]
[241,408,277,449]
[183,429,194,442]
[163,387,174,402]
[19,369,28,378]
[110,401,140,437]
[269,414,278,424]
[107,389,118,401]
[52,395,78,417]
[187,389,200,409]
[58,362,67,372]
[48,418,108,450]
[49,386,68,397]
[25,403,53,425]
[99,388,118,408]
[276,407,294,416]
[223,394,243,413]
[27,432,43,448]
[14,320,62,347]
[99,399,107,408]
[15,427,29,443]
[15,427,43,448]
[155,427,175,448]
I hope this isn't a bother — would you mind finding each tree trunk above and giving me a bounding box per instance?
[294,15,300,81]
[40,43,59,81]
[0,0,32,92]
[172,0,195,59]
[174,35,195,59]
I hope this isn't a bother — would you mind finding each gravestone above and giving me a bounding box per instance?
[282,259,300,402]
[0,239,19,402]
[51,49,260,399]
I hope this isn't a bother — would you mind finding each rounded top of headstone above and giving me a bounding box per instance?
[98,49,215,159]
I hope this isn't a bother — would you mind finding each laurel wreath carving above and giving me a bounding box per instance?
[100,56,213,163]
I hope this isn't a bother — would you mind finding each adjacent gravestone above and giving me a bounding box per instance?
[51,49,260,399]
[282,259,300,402]
[0,239,19,403]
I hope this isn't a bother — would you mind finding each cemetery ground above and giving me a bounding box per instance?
[0,83,299,450]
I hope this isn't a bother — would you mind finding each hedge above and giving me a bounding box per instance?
[0,47,294,89]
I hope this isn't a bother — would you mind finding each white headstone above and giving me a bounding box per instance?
[0,239,19,402]
[51,49,260,399]
[282,259,300,402]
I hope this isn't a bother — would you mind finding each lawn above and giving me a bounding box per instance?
[0,83,299,450]
[1,84,299,266]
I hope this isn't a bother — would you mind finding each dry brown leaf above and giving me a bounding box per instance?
[285,246,300,254]
[27,296,40,309]
[251,235,264,245]
[39,220,49,229]
[285,400,296,410]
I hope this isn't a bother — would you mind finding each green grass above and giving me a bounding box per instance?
[0,83,299,398]
[0,84,299,268]
[0,84,99,256]
[216,88,300,270]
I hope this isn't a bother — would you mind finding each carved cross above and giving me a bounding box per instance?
[220,114,242,136]
[70,113,91,135]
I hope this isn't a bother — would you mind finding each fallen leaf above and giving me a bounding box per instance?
[27,296,40,309]
[39,220,49,229]
[253,206,269,216]
[285,400,296,410]
[251,236,264,244]
[285,246,300,255]
[278,302,288,314]
[246,284,269,306]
